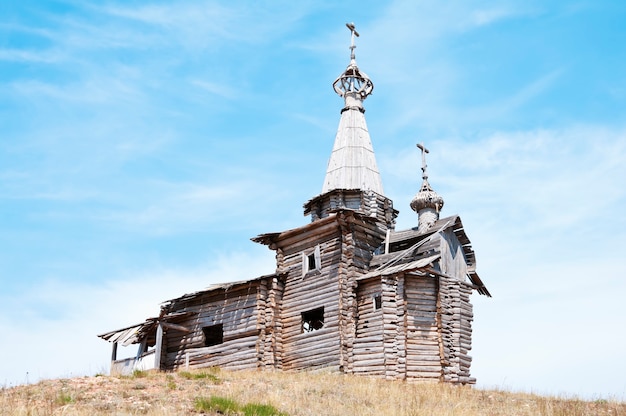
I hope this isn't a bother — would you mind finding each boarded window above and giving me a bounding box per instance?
[202,324,223,347]
[301,307,324,333]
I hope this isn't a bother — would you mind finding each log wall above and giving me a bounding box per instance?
[438,276,475,384]
[338,214,386,372]
[279,233,343,371]
[162,282,265,371]
[258,275,284,369]
[380,274,407,379]
[147,212,478,384]
[352,279,384,375]
[405,275,442,380]
[436,228,476,384]
[304,190,397,230]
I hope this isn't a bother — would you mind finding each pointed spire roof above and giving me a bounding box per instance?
[321,23,384,195]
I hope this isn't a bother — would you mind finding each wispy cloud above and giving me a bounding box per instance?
[469,7,531,27]
[2,0,625,400]
[383,124,626,233]
[0,48,60,63]
[94,180,252,234]
[389,125,626,399]
[0,250,276,385]
[190,79,237,100]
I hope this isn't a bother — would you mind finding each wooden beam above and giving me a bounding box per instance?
[161,322,191,333]
[136,340,147,360]
[155,323,163,371]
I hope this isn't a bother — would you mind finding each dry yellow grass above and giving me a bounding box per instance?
[1,368,624,415]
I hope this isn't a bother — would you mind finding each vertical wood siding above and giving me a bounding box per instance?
[440,229,468,281]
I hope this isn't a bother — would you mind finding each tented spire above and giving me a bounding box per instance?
[322,23,383,195]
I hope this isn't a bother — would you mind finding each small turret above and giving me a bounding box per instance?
[410,143,444,232]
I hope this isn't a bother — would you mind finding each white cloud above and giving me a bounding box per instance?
[473,257,626,399]
[2,0,625,402]
[94,1,314,50]
[0,250,276,386]
[471,9,512,26]
[94,180,254,234]
[0,48,60,63]
[378,124,626,400]
[383,124,626,228]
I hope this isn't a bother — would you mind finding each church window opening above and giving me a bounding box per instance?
[373,295,382,310]
[202,324,223,347]
[301,307,324,333]
[301,245,322,277]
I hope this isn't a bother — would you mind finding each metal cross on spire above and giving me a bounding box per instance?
[332,22,373,101]
[346,22,359,62]
[416,143,429,181]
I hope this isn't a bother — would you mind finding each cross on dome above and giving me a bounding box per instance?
[417,143,430,181]
[411,143,444,231]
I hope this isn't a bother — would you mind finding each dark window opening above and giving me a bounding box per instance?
[307,253,316,271]
[202,324,224,347]
[301,307,324,333]
[373,295,382,310]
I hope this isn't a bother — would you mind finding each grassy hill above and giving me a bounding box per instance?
[1,368,624,415]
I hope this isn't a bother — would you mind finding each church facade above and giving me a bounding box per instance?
[99,25,490,384]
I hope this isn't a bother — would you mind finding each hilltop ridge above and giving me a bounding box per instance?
[2,369,624,415]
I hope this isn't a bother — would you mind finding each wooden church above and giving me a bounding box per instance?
[99,24,490,384]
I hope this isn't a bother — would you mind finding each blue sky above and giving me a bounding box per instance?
[1,0,626,400]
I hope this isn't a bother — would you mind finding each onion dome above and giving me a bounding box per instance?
[410,144,444,232]
[410,178,444,213]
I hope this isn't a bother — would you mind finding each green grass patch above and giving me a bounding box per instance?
[195,396,239,414]
[242,402,287,416]
[55,392,74,405]
[178,370,220,383]
[166,374,177,390]
[194,396,287,415]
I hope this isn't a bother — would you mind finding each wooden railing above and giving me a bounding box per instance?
[110,349,156,376]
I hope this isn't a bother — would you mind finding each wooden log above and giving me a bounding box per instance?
[155,323,163,370]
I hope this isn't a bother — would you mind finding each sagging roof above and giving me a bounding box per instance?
[97,311,195,346]
[162,273,278,312]
[367,215,491,296]
[358,253,441,281]
[98,273,279,346]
